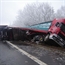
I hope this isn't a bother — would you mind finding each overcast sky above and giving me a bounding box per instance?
[0,0,65,26]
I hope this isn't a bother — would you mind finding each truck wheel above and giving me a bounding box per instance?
[32,35,43,44]
[44,34,49,42]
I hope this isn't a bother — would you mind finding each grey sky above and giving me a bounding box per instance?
[0,0,65,26]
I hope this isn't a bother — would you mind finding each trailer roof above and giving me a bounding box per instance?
[29,21,52,26]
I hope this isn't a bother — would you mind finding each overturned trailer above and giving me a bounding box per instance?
[7,27,29,41]
[0,26,29,41]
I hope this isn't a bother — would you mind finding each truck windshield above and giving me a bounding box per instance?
[61,23,65,33]
[55,22,61,27]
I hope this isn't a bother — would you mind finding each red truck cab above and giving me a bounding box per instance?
[45,19,65,47]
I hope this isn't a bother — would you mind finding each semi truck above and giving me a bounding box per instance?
[0,19,65,47]
[26,19,65,47]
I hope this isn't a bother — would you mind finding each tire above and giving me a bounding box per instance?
[32,35,43,44]
[44,34,50,42]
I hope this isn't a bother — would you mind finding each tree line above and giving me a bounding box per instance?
[12,2,65,27]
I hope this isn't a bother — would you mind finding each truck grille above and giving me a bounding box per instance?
[58,32,65,41]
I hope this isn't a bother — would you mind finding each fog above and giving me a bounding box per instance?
[0,0,65,27]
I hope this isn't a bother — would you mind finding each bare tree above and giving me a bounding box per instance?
[12,10,25,27]
[56,6,65,19]
[13,2,55,26]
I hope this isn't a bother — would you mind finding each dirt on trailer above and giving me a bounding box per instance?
[11,41,65,65]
